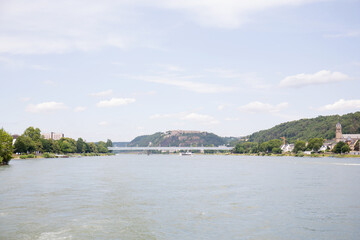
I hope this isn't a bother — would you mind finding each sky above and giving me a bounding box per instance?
[0,0,359,142]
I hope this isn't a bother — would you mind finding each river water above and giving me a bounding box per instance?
[0,155,359,240]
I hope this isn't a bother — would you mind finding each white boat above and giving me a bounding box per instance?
[180,151,192,156]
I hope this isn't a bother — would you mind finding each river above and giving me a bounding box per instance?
[0,155,359,239]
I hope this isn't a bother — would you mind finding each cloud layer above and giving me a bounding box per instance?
[319,99,360,111]
[280,70,350,88]
[238,101,288,113]
[96,98,136,107]
[0,0,323,54]
[26,102,67,113]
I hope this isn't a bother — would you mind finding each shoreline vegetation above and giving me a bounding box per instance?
[2,122,360,164]
[12,152,360,159]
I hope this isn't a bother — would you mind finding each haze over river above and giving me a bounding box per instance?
[1,155,359,240]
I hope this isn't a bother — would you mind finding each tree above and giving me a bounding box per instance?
[0,129,13,165]
[40,138,52,152]
[333,141,346,154]
[23,127,41,142]
[22,127,42,152]
[341,144,350,154]
[272,147,282,154]
[76,138,86,153]
[105,139,113,147]
[51,140,61,153]
[97,141,108,153]
[307,138,324,152]
[88,142,98,153]
[293,140,306,153]
[58,138,77,153]
[14,135,36,153]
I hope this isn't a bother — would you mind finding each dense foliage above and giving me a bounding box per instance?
[0,129,13,165]
[128,131,226,147]
[248,112,360,143]
[332,142,350,154]
[13,127,112,155]
[233,139,283,154]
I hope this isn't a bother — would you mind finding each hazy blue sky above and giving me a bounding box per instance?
[1,0,359,141]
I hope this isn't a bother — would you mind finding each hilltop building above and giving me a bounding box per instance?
[42,132,64,140]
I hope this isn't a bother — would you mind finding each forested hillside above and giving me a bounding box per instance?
[128,130,226,147]
[248,112,360,143]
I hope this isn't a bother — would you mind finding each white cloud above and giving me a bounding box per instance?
[90,90,113,97]
[135,75,234,93]
[74,106,87,112]
[319,99,360,111]
[0,0,324,54]
[279,70,350,88]
[150,113,182,119]
[182,113,219,124]
[26,101,68,113]
[98,121,109,126]
[238,101,288,113]
[96,97,136,107]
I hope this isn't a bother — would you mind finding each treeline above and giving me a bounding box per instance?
[232,139,283,154]
[248,112,360,143]
[14,127,113,154]
[233,137,353,154]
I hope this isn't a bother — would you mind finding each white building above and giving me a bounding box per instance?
[281,144,294,152]
[42,132,64,140]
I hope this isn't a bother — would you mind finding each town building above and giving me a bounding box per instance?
[335,122,360,151]
[281,144,294,152]
[42,132,64,140]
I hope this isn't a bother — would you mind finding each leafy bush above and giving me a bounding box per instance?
[43,153,55,158]
[20,154,36,159]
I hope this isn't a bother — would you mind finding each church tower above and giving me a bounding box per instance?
[336,122,342,142]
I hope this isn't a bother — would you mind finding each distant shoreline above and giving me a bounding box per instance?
[12,152,360,159]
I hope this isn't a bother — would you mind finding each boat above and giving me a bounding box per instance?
[180,151,192,156]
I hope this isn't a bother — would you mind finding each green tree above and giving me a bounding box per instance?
[76,138,86,153]
[23,127,41,141]
[307,138,324,152]
[341,144,350,154]
[22,127,42,152]
[14,135,36,153]
[0,129,13,165]
[88,142,98,153]
[40,138,52,152]
[51,140,61,153]
[333,141,346,154]
[97,141,109,153]
[105,139,113,147]
[58,138,77,153]
[272,147,282,154]
[293,140,306,153]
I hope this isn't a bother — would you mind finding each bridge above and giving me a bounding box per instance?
[108,146,233,151]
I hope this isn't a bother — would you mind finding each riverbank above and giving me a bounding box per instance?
[12,153,115,160]
[11,152,360,160]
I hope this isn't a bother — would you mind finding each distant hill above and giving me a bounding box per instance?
[248,111,360,143]
[128,130,227,147]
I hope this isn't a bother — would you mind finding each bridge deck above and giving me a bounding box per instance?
[108,147,233,151]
